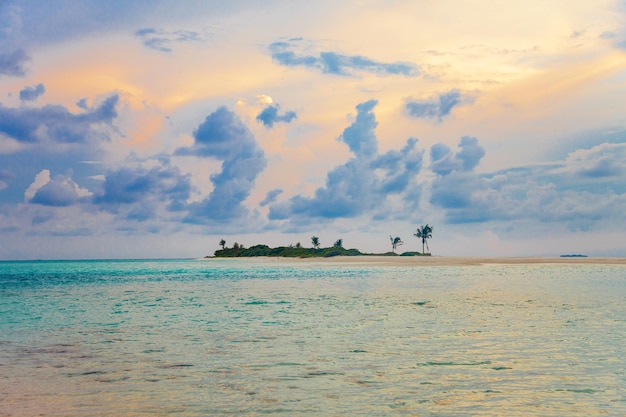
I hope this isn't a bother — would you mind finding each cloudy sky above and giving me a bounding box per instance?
[1,0,625,259]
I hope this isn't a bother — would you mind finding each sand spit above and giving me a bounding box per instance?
[203,256,626,266]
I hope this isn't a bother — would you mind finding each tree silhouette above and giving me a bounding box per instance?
[334,239,343,248]
[219,239,226,250]
[390,235,403,253]
[414,225,433,254]
[311,236,320,249]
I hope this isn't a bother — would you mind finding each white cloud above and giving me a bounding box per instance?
[25,169,93,206]
[24,169,50,202]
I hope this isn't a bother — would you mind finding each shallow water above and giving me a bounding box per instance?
[1,259,625,416]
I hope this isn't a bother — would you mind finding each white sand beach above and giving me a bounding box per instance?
[204,256,626,266]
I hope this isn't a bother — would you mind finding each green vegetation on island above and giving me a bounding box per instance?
[213,243,364,258]
[211,227,434,258]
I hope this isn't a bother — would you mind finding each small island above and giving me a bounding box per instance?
[211,243,430,258]
[210,229,434,258]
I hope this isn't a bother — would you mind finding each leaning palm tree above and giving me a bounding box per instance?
[390,235,403,253]
[414,225,433,254]
[311,236,320,249]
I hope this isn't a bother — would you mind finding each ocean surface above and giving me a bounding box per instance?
[1,258,625,416]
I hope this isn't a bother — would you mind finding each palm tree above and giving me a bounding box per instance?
[219,239,226,250]
[334,239,343,248]
[390,235,403,253]
[311,236,320,249]
[414,224,433,254]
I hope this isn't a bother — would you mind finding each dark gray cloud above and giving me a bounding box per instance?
[429,143,455,175]
[405,89,474,121]
[256,105,297,128]
[0,94,119,143]
[135,27,202,52]
[176,106,267,222]
[283,159,371,218]
[269,100,424,221]
[430,171,482,213]
[269,39,419,77]
[429,140,626,227]
[260,188,283,206]
[0,48,29,77]
[373,138,423,194]
[76,98,89,109]
[176,106,260,160]
[338,99,379,159]
[433,171,625,227]
[19,83,45,101]
[430,136,485,175]
[95,163,192,220]
[456,136,485,171]
[429,136,488,221]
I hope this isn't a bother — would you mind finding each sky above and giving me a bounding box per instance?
[1,0,626,260]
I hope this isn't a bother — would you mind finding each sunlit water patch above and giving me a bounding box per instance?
[1,259,625,416]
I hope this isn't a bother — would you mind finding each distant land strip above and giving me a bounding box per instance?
[209,244,430,258]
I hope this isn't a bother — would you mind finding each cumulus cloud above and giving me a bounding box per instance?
[406,89,474,122]
[428,136,493,222]
[256,104,297,128]
[338,99,379,159]
[19,82,45,101]
[0,94,118,144]
[94,162,192,221]
[428,138,626,228]
[135,28,202,52]
[269,39,419,77]
[269,100,424,221]
[0,48,29,77]
[25,169,92,207]
[430,136,485,175]
[176,107,267,222]
[434,172,625,227]
[373,138,423,194]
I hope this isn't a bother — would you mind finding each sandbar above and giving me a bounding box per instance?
[205,256,626,266]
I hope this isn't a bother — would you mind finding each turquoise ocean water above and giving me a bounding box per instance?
[1,258,625,416]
